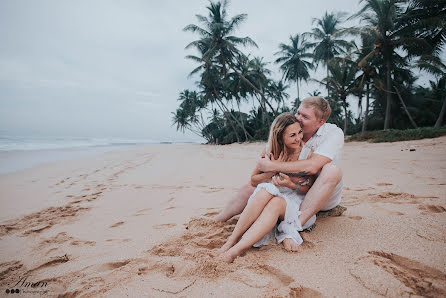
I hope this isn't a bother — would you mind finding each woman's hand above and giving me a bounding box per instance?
[272,173,297,189]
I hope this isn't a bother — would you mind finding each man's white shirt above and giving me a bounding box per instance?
[300,122,344,210]
[301,122,344,167]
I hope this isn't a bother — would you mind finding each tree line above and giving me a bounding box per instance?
[173,0,446,144]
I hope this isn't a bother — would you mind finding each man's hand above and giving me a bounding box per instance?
[256,153,276,172]
[289,176,308,185]
[272,173,296,189]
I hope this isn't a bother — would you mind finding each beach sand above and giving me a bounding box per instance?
[0,137,445,297]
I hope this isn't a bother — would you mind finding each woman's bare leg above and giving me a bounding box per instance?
[220,197,286,263]
[219,189,274,253]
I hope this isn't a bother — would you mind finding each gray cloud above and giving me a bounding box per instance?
[0,0,441,141]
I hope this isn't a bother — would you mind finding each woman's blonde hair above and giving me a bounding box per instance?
[267,112,300,160]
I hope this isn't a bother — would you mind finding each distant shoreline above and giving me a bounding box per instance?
[0,142,202,175]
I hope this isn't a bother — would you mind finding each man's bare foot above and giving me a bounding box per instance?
[282,238,301,252]
[316,205,347,218]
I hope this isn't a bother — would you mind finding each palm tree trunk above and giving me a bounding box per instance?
[435,97,446,127]
[342,96,348,135]
[229,63,278,116]
[384,58,392,130]
[362,83,370,133]
[255,94,271,128]
[237,101,249,141]
[394,86,418,129]
[326,66,330,98]
[212,87,252,141]
[297,80,300,101]
[357,93,363,123]
[213,98,240,142]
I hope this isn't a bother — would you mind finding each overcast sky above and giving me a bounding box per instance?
[0,0,439,142]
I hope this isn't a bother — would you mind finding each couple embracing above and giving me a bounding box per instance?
[215,96,344,263]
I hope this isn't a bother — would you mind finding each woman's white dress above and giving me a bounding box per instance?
[246,146,316,247]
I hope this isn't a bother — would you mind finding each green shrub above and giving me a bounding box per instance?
[347,127,446,143]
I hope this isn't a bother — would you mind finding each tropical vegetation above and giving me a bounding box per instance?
[173,0,446,144]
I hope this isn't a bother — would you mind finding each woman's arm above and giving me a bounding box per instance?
[251,149,276,187]
[251,169,275,187]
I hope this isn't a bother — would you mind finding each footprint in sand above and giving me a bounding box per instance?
[348,216,362,220]
[0,203,91,237]
[133,208,152,216]
[288,286,323,297]
[353,187,374,192]
[28,254,70,273]
[202,187,224,193]
[203,211,219,217]
[137,266,149,276]
[105,238,131,243]
[70,240,96,246]
[418,205,446,213]
[109,221,125,228]
[153,223,177,230]
[0,261,24,282]
[349,251,446,297]
[416,224,446,243]
[97,260,130,272]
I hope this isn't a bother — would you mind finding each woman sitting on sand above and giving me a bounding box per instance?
[219,112,316,263]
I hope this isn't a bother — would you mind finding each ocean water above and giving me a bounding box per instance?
[0,136,164,151]
[0,136,199,174]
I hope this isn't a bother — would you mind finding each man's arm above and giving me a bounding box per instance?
[251,149,276,187]
[257,153,332,176]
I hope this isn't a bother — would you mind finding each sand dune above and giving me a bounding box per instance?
[0,138,445,296]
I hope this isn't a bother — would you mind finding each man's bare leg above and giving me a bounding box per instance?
[213,183,255,222]
[220,197,286,263]
[298,163,342,227]
[219,189,274,254]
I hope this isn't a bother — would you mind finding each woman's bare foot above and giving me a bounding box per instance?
[282,238,301,252]
[218,250,238,263]
[218,239,236,254]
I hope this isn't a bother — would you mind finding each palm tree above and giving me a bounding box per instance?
[227,54,274,127]
[398,0,446,57]
[275,34,313,101]
[357,28,380,132]
[431,77,446,127]
[172,89,209,139]
[306,12,355,97]
[416,55,446,127]
[184,0,277,116]
[186,41,254,141]
[353,0,433,129]
[325,57,360,134]
[265,79,290,112]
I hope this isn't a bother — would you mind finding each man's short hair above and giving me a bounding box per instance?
[301,96,331,121]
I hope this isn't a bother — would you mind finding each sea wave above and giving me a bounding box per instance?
[0,136,185,151]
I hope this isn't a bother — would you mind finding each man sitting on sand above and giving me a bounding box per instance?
[214,96,345,252]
